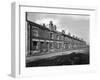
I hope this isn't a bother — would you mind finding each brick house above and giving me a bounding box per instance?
[26,20,87,56]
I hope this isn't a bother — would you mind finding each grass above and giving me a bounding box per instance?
[26,51,89,67]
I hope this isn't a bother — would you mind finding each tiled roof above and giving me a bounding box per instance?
[27,20,85,43]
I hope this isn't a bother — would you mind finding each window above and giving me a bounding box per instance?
[51,43,53,48]
[32,29,38,37]
[61,36,64,40]
[59,43,62,49]
[50,42,53,49]
[57,35,59,40]
[32,41,39,50]
[65,37,68,41]
[50,33,53,39]
[64,44,66,49]
[63,36,65,40]
[57,43,60,48]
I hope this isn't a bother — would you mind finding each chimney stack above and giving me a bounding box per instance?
[73,35,75,38]
[68,33,71,36]
[43,23,46,27]
[53,25,57,31]
[62,30,65,34]
[49,21,53,30]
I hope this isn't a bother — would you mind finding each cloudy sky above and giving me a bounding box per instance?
[27,12,89,44]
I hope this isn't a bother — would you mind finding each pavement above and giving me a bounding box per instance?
[26,48,89,63]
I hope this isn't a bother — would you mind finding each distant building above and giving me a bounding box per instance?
[26,20,87,56]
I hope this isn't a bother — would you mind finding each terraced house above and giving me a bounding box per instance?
[26,20,87,56]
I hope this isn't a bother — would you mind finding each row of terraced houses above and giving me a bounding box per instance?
[26,20,87,56]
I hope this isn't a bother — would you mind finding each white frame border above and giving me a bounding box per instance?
[11,2,96,78]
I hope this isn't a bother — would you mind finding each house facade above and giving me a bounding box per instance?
[26,20,87,56]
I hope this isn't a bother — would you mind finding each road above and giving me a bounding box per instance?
[26,48,89,63]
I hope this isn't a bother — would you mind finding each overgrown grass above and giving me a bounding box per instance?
[26,52,89,67]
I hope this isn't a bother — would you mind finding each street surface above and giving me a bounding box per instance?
[26,48,89,63]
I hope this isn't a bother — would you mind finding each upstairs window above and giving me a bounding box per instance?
[65,37,68,41]
[63,36,65,40]
[57,35,59,40]
[32,29,38,37]
[50,33,54,39]
[61,36,64,40]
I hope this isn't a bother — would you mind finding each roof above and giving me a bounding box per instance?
[27,20,50,31]
[27,20,85,43]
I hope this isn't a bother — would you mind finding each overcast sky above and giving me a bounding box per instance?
[27,12,89,44]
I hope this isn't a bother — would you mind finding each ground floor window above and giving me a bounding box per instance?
[64,43,66,49]
[64,43,69,49]
[57,43,59,49]
[49,42,54,49]
[57,43,61,49]
[51,42,54,49]
[32,41,39,51]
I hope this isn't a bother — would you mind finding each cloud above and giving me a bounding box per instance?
[35,18,59,25]
[69,15,89,20]
[27,12,89,43]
